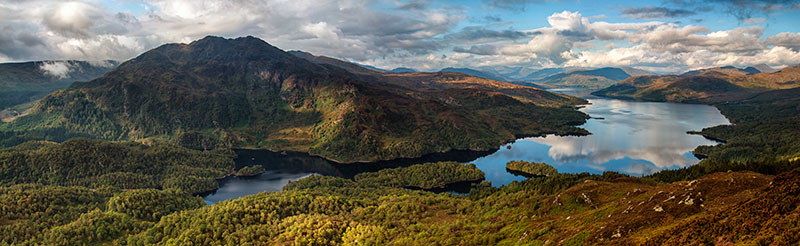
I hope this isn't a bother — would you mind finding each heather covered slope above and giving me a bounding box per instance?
[0,36,588,163]
[8,163,795,245]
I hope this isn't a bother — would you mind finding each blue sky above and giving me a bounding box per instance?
[2,0,800,73]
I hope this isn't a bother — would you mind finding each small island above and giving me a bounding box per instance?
[235,165,267,177]
[506,160,558,177]
[354,161,485,190]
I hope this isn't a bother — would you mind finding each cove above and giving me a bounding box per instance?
[203,90,730,204]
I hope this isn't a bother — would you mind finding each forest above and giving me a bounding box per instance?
[0,138,235,194]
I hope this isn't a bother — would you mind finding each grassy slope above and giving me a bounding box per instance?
[6,161,798,245]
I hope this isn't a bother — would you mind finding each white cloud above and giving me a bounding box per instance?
[766,32,800,51]
[0,1,798,73]
[0,0,463,63]
[455,11,800,72]
[39,61,74,79]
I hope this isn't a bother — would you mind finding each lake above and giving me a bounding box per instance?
[203,90,730,204]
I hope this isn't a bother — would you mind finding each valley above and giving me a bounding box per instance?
[0,36,799,245]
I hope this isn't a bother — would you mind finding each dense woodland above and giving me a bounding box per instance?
[646,87,800,182]
[0,138,235,194]
[353,161,484,189]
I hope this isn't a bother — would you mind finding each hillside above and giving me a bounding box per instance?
[288,50,381,75]
[390,67,417,73]
[534,67,641,89]
[0,36,588,163]
[6,159,800,245]
[0,60,116,117]
[519,67,565,81]
[593,65,800,103]
[439,67,511,82]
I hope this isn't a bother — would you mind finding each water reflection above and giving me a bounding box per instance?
[203,172,315,205]
[470,97,729,186]
[203,148,492,204]
[203,92,731,203]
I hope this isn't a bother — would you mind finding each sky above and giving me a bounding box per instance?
[1,0,800,73]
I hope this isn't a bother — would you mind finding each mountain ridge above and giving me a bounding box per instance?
[593,65,800,103]
[1,36,589,163]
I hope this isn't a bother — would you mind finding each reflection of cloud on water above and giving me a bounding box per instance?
[471,98,731,186]
[530,135,699,169]
[626,161,659,176]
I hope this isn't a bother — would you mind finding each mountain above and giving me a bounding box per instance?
[485,66,523,79]
[519,67,566,81]
[439,67,510,82]
[486,66,555,81]
[679,65,763,77]
[288,50,380,75]
[1,36,588,163]
[594,65,800,103]
[620,66,652,76]
[390,67,417,73]
[535,67,638,89]
[358,64,386,72]
[752,64,777,73]
[0,60,117,111]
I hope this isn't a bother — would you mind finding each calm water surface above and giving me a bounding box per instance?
[203,89,729,204]
[474,96,729,186]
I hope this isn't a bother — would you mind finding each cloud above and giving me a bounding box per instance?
[453,44,500,55]
[39,61,74,79]
[766,32,800,51]
[622,6,696,19]
[666,0,800,21]
[446,26,529,42]
[396,0,428,10]
[482,0,550,11]
[0,1,798,73]
[0,0,464,63]
[460,10,800,70]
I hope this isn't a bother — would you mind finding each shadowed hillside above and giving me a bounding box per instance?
[0,60,117,119]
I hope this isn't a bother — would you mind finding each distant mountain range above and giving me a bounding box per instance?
[527,67,639,89]
[593,64,799,103]
[439,67,511,82]
[678,65,774,77]
[1,36,587,163]
[390,67,417,73]
[283,59,780,91]
[0,60,117,111]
